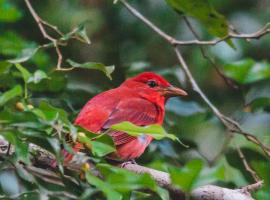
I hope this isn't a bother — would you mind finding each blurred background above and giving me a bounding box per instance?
[0,0,270,199]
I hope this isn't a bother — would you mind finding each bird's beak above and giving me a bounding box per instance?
[162,85,188,97]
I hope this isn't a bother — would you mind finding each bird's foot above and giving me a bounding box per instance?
[120,159,137,168]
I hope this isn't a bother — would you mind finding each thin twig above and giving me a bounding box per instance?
[24,0,63,69]
[237,147,261,182]
[119,0,270,158]
[238,180,264,194]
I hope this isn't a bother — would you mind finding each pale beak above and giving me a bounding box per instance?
[162,85,188,97]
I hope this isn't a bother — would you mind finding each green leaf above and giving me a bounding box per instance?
[97,164,169,199]
[165,0,229,38]
[1,131,30,163]
[15,63,31,82]
[170,159,203,192]
[74,23,91,44]
[225,148,267,183]
[166,98,205,116]
[36,101,69,123]
[245,80,270,110]
[223,59,270,84]
[85,171,122,200]
[111,121,179,141]
[0,61,12,74]
[194,164,225,188]
[0,0,22,22]
[78,133,115,157]
[8,46,39,64]
[28,70,49,84]
[91,140,115,157]
[0,85,22,106]
[67,59,114,80]
[0,31,28,56]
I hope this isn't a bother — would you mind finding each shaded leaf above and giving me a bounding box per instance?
[165,0,229,38]
[0,61,12,74]
[36,101,69,123]
[74,23,91,44]
[194,164,225,188]
[67,59,114,80]
[170,159,203,192]
[85,171,122,200]
[0,85,22,106]
[0,0,22,22]
[1,131,30,163]
[15,63,31,82]
[166,98,205,116]
[97,164,169,200]
[223,59,270,84]
[245,80,270,110]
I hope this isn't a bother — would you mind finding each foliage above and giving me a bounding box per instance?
[0,0,270,199]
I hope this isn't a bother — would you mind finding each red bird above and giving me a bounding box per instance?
[74,72,187,161]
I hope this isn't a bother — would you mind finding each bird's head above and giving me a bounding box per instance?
[121,72,187,99]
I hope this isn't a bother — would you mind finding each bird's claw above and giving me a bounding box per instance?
[120,159,137,168]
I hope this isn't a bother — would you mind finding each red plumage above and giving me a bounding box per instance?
[74,72,187,161]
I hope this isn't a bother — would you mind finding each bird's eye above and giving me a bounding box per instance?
[147,80,158,88]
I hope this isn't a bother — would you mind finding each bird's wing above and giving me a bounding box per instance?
[74,89,163,146]
[101,97,161,145]
[74,89,120,133]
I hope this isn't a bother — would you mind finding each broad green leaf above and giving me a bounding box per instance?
[91,141,115,157]
[36,101,69,123]
[111,121,179,141]
[67,59,114,80]
[170,159,203,192]
[0,0,22,22]
[194,164,225,188]
[165,0,229,38]
[8,46,39,63]
[27,70,49,84]
[223,59,270,84]
[0,85,22,106]
[78,133,115,157]
[97,164,169,200]
[15,63,31,82]
[85,171,122,200]
[251,161,270,185]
